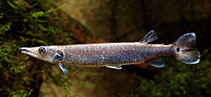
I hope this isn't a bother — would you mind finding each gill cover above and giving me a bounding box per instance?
[173,33,200,64]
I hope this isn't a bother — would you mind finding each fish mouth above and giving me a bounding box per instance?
[19,47,38,58]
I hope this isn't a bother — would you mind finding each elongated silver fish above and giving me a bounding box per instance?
[20,30,200,74]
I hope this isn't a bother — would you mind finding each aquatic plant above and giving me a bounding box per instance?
[0,0,77,96]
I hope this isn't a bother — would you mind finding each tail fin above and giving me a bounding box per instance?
[173,33,200,64]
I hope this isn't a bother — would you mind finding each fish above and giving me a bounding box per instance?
[20,30,200,74]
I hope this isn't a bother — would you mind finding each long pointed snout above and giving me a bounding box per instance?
[19,47,38,58]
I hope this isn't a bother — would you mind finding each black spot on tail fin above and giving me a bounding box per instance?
[173,33,200,64]
[139,30,158,43]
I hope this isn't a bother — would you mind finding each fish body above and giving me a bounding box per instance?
[59,43,172,66]
[20,30,200,74]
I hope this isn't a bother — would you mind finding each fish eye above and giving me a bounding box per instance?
[38,47,46,54]
[176,47,180,52]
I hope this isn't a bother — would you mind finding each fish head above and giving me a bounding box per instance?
[20,46,63,64]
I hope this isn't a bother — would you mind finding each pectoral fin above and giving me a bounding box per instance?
[105,65,122,70]
[147,58,165,68]
[58,62,69,74]
[139,30,158,43]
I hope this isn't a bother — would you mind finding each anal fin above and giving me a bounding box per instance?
[147,58,165,68]
[105,65,122,70]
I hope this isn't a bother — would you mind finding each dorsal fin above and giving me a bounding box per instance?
[139,30,158,43]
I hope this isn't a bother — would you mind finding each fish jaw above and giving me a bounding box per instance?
[20,47,40,58]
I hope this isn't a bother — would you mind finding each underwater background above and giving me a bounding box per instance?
[0,0,210,97]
